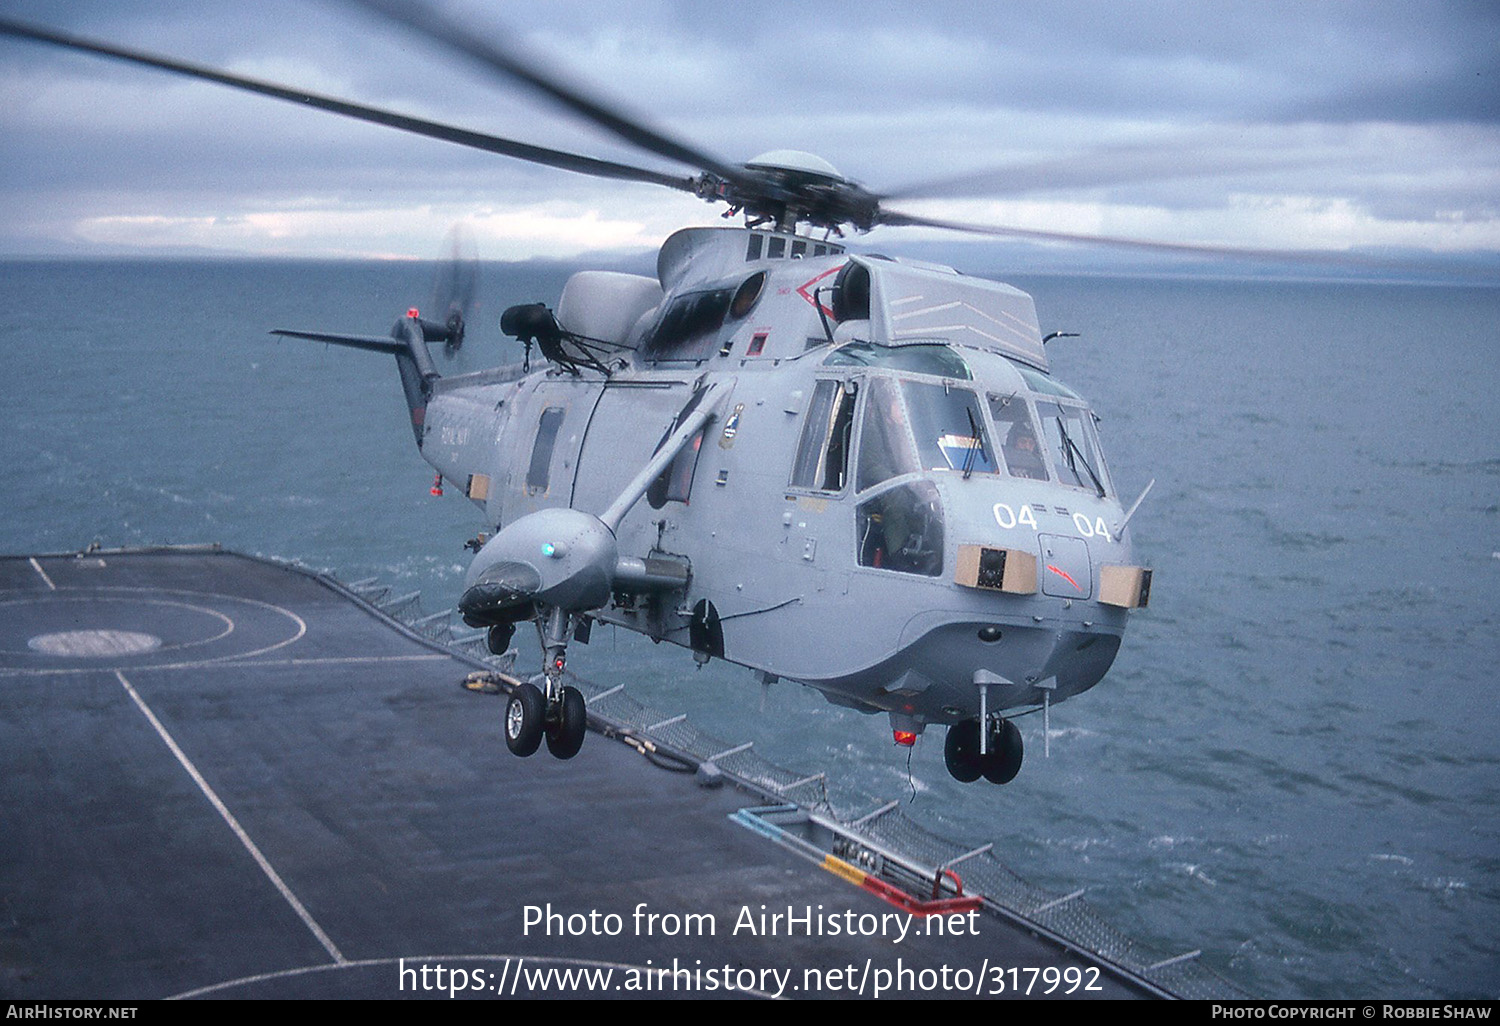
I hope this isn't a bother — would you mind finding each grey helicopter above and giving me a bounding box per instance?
[1,6,1162,786]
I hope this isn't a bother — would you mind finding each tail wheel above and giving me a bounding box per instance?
[943,719,983,783]
[504,681,545,757]
[545,685,587,760]
[981,719,1024,785]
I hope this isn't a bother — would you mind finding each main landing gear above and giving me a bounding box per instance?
[502,607,588,761]
[944,717,1023,785]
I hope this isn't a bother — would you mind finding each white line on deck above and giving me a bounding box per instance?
[0,652,453,678]
[114,669,347,965]
[28,558,56,590]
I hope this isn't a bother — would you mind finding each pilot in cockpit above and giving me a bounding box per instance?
[1003,418,1047,480]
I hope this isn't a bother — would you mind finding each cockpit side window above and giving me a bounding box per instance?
[856,480,944,576]
[988,393,1048,481]
[790,379,856,492]
[1035,400,1109,496]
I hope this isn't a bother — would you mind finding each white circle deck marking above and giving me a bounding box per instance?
[28,629,163,657]
[0,596,233,656]
[0,587,307,674]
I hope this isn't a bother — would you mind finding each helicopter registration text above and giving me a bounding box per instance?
[993,503,1111,540]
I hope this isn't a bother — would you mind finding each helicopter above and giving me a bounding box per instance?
[0,6,1166,786]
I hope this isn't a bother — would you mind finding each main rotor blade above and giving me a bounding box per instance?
[878,140,1310,202]
[0,17,695,192]
[350,0,752,188]
[876,207,1451,273]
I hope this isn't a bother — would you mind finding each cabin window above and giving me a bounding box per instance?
[988,393,1048,481]
[791,239,807,258]
[767,236,787,259]
[526,407,565,495]
[1035,400,1109,496]
[789,379,855,492]
[746,234,763,261]
[856,480,944,576]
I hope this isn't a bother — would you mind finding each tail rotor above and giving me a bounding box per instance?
[429,224,478,358]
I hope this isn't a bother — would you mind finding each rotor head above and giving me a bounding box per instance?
[692,149,882,234]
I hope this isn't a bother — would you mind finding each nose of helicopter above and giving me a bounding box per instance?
[882,475,1148,717]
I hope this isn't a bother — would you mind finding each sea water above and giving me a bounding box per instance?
[1,258,1495,999]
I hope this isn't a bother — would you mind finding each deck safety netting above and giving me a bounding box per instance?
[353,580,1247,1000]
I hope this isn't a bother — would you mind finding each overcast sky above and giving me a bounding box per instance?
[1,0,1496,268]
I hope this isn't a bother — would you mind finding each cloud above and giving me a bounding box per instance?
[0,0,1496,265]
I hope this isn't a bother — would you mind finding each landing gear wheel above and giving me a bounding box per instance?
[487,622,515,655]
[545,685,587,760]
[981,718,1024,785]
[504,681,545,757]
[943,719,983,783]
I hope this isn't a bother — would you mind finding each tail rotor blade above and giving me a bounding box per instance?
[430,225,479,357]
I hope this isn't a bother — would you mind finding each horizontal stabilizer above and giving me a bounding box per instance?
[270,329,406,355]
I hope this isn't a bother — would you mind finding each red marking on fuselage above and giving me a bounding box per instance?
[796,264,844,319]
[1047,564,1082,591]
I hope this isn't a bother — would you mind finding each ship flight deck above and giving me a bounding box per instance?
[0,547,1169,999]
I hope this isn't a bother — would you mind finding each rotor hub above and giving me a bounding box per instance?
[743,149,844,182]
[693,149,880,234]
